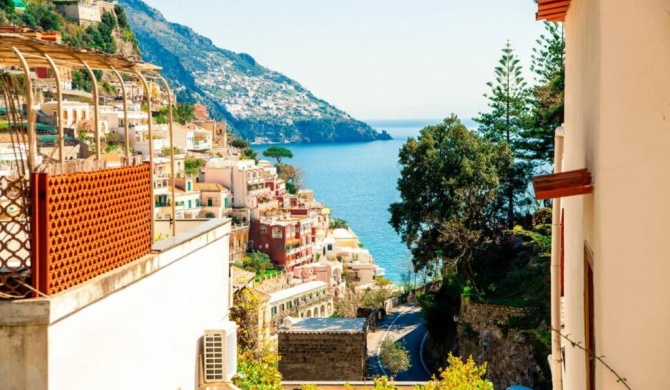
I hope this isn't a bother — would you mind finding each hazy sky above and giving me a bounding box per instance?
[140,0,544,120]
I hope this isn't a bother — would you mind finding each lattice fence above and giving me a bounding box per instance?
[32,164,152,295]
[0,176,31,298]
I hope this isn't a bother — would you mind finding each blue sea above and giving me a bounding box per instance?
[252,118,476,284]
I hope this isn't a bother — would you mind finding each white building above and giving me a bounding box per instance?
[267,281,333,333]
[205,158,272,209]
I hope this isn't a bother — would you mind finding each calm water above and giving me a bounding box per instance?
[252,118,476,283]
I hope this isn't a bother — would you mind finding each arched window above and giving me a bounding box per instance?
[205,213,215,218]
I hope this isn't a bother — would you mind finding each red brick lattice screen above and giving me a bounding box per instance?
[31,164,152,295]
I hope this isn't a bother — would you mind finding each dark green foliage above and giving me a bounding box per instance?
[389,115,513,273]
[417,280,461,347]
[475,41,528,146]
[518,22,565,165]
[15,2,64,32]
[262,146,293,164]
[114,4,129,29]
[155,102,195,125]
[0,0,15,15]
[329,218,349,230]
[83,12,117,54]
[230,138,249,149]
[71,69,102,93]
[475,41,532,226]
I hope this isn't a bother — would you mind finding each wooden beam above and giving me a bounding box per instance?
[535,185,594,200]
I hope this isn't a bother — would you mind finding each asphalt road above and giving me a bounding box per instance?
[366,302,433,381]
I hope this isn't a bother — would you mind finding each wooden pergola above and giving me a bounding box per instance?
[0,33,178,237]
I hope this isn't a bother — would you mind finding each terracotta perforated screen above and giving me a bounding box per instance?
[31,164,152,295]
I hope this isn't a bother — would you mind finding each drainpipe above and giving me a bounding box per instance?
[551,126,564,390]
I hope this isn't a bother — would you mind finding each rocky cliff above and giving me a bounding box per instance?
[118,0,391,143]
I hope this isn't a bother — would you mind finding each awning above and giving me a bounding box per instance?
[536,0,571,22]
[532,168,593,200]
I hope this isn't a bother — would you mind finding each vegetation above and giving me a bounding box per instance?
[388,25,564,388]
[231,285,282,389]
[379,336,411,378]
[236,251,274,276]
[263,145,293,164]
[329,217,349,230]
[183,157,203,176]
[277,163,304,194]
[230,137,259,161]
[389,114,514,275]
[154,102,196,125]
[422,354,493,390]
[475,41,531,227]
[234,342,283,390]
[230,288,263,351]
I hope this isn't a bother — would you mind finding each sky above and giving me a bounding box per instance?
[140,0,544,121]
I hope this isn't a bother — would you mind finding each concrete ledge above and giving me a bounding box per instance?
[0,218,231,326]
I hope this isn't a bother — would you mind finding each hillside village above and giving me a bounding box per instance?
[1,0,669,390]
[0,2,394,388]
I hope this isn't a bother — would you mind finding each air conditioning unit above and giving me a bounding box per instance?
[203,321,237,383]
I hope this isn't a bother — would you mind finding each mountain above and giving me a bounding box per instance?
[118,0,391,143]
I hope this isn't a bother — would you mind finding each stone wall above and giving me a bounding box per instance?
[278,332,367,381]
[255,272,293,293]
[457,301,546,389]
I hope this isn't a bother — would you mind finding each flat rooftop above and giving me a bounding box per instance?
[280,317,366,334]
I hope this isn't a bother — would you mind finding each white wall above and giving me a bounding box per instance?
[47,226,230,390]
[563,0,670,389]
[0,220,231,390]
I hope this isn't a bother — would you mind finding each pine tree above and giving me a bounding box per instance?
[518,22,565,166]
[476,41,529,148]
[475,41,530,226]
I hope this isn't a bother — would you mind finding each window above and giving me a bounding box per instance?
[195,199,200,207]
[271,306,277,318]
[224,198,229,208]
[208,198,213,207]
[272,228,283,239]
[260,227,267,235]
[327,244,333,251]
[188,200,192,209]
[187,182,192,192]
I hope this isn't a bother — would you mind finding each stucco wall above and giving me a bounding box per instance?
[0,220,231,390]
[563,0,670,389]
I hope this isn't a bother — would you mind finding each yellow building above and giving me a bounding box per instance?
[535,1,670,389]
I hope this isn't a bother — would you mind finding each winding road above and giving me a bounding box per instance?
[366,302,433,381]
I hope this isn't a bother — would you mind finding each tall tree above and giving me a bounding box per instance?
[389,115,513,273]
[518,22,565,166]
[475,41,530,226]
[476,41,528,147]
